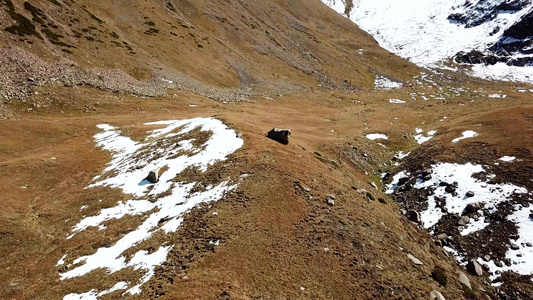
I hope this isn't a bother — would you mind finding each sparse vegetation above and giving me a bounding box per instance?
[0,0,531,299]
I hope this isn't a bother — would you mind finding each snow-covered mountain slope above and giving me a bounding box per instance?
[322,0,533,83]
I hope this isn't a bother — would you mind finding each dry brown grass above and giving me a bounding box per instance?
[1,0,532,299]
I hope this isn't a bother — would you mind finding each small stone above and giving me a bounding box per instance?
[407,210,421,223]
[146,168,160,183]
[483,255,490,262]
[370,182,378,189]
[526,242,532,247]
[365,192,375,202]
[510,244,520,250]
[445,185,456,193]
[457,216,470,226]
[466,260,483,277]
[439,181,449,187]
[182,275,189,280]
[407,253,423,265]
[494,261,503,268]
[430,290,445,300]
[459,272,472,289]
[504,258,512,266]
[326,194,336,206]
[466,191,475,197]
[266,128,291,145]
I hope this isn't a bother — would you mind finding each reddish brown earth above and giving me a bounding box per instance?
[0,0,532,299]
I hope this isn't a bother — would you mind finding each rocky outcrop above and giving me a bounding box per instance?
[453,6,533,67]
[447,0,530,28]
[487,9,533,67]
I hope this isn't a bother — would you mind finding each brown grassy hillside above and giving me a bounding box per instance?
[0,0,532,299]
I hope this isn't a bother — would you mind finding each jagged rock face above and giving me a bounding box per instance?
[450,1,533,67]
[447,0,530,28]
[503,8,533,39]
[487,10,533,66]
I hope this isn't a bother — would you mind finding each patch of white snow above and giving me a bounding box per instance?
[452,130,478,143]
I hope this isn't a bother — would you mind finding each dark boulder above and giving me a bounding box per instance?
[445,185,456,193]
[146,168,160,183]
[464,202,482,214]
[267,128,291,145]
[407,210,421,223]
[466,260,483,277]
[398,177,410,186]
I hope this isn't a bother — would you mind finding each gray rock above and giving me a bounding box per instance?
[436,233,448,240]
[466,260,483,277]
[526,242,532,247]
[510,243,520,250]
[370,182,378,189]
[407,210,421,223]
[407,253,424,265]
[459,272,472,289]
[483,255,491,262]
[430,290,445,300]
[466,191,475,197]
[457,216,470,226]
[326,194,335,206]
[495,261,503,268]
[146,168,160,183]
[266,128,291,145]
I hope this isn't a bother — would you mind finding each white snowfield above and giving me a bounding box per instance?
[387,162,533,280]
[59,117,243,299]
[322,0,533,84]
